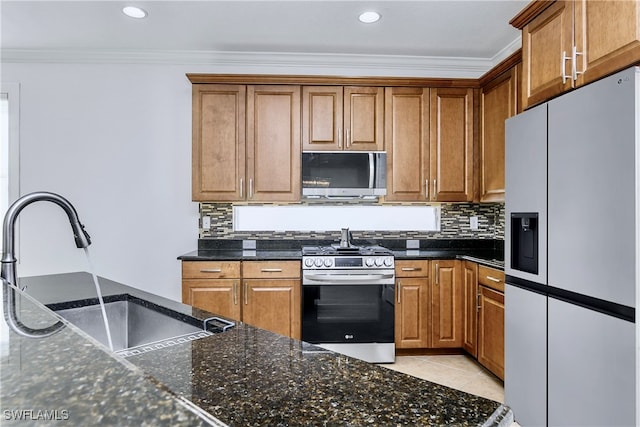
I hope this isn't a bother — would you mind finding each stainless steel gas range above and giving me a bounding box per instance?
[301,245,395,363]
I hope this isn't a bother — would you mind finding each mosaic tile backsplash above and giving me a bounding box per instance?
[199,202,505,241]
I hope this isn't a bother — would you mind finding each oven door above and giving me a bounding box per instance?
[301,275,395,344]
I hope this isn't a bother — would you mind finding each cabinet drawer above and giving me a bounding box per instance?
[182,261,241,279]
[478,265,505,292]
[242,261,301,279]
[395,260,430,277]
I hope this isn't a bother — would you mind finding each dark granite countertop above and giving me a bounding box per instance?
[179,239,505,270]
[3,272,511,426]
[178,249,302,261]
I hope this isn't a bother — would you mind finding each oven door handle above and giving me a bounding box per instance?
[303,273,394,284]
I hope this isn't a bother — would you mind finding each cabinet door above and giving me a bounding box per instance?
[576,0,640,86]
[477,285,504,380]
[521,1,574,109]
[182,279,241,322]
[431,260,463,348]
[462,261,478,357]
[429,88,474,202]
[243,279,301,339]
[343,86,384,151]
[247,85,301,202]
[192,84,246,201]
[480,68,517,202]
[302,86,343,151]
[395,277,430,349]
[384,87,429,201]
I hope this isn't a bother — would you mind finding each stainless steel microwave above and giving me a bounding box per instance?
[302,151,387,198]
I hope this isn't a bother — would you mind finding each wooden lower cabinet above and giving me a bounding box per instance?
[181,260,301,339]
[462,261,479,357]
[184,279,242,322]
[477,285,505,380]
[431,260,464,348]
[395,260,430,348]
[242,260,301,339]
[476,265,505,380]
[395,259,464,349]
[460,262,505,380]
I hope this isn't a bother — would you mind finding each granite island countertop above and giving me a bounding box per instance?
[3,272,511,426]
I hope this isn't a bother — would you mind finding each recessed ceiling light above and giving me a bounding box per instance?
[358,11,381,24]
[122,6,147,19]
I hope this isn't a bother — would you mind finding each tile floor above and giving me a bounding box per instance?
[380,354,505,403]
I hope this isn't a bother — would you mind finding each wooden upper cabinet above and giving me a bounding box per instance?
[577,0,640,86]
[302,86,383,151]
[384,87,429,202]
[246,85,301,202]
[343,86,385,151]
[192,84,246,201]
[513,0,640,109]
[480,66,518,202]
[519,1,573,108]
[430,88,474,202]
[302,86,343,150]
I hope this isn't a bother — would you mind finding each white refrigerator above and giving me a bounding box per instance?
[505,66,638,426]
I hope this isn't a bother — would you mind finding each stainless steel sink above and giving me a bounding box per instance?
[53,296,233,357]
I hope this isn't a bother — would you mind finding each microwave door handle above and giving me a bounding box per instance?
[368,152,374,189]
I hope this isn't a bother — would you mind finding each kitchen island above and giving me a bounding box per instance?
[2,272,511,426]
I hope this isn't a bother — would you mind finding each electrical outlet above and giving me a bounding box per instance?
[202,216,211,230]
[469,216,479,230]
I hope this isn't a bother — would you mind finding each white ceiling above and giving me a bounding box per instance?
[1,0,529,77]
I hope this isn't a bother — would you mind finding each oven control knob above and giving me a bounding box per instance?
[304,258,314,268]
[323,258,333,267]
[365,258,375,267]
[384,257,393,267]
[375,258,384,267]
[314,258,324,268]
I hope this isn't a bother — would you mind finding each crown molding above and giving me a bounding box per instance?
[0,48,520,78]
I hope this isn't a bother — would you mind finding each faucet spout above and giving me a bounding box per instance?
[1,191,91,288]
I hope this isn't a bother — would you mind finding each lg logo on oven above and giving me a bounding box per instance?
[345,334,354,340]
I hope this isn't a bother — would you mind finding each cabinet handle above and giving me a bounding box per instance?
[397,281,402,304]
[233,282,238,305]
[244,282,248,305]
[240,178,244,198]
[435,263,439,285]
[346,128,351,147]
[571,45,584,81]
[338,127,342,148]
[401,267,422,272]
[561,50,572,84]
[260,268,282,273]
[425,179,429,199]
[477,292,481,310]
[249,179,253,199]
[486,276,502,283]
[200,268,222,273]
[432,179,436,198]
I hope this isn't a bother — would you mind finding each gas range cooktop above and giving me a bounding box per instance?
[302,245,393,256]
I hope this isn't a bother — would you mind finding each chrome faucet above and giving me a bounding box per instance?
[1,191,91,337]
